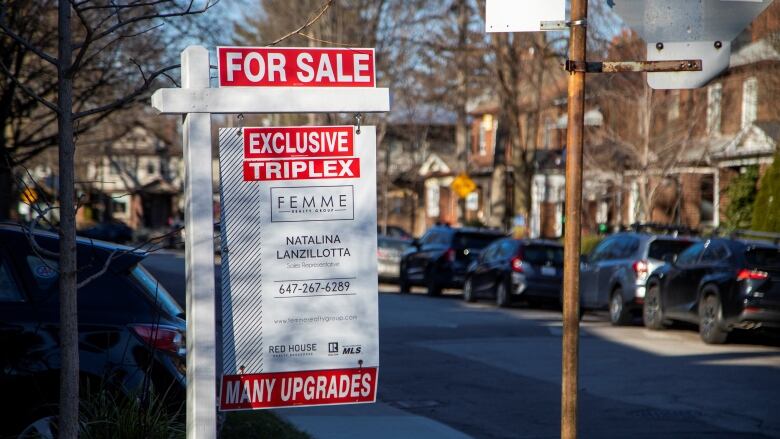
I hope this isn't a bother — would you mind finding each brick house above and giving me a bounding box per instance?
[618,5,779,230]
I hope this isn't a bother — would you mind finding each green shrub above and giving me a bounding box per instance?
[751,154,780,233]
[724,166,759,231]
[80,388,184,439]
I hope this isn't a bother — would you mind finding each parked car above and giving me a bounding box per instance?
[644,237,780,344]
[377,235,410,282]
[78,220,134,244]
[464,238,563,307]
[580,232,696,325]
[399,226,505,295]
[377,225,413,241]
[0,223,186,437]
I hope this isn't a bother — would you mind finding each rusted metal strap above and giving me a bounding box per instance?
[564,59,702,73]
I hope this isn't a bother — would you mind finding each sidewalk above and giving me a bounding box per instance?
[274,402,473,439]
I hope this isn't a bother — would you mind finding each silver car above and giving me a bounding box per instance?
[580,232,697,325]
[377,235,410,281]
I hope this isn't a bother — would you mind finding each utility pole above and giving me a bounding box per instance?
[561,0,587,437]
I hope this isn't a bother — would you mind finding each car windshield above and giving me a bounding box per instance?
[454,233,501,250]
[648,239,694,260]
[745,247,780,270]
[131,264,184,319]
[523,245,564,266]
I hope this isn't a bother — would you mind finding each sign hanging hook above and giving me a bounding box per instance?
[354,113,362,135]
[236,113,245,136]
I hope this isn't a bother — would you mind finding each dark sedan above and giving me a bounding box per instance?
[464,238,563,307]
[0,223,186,436]
[644,237,780,344]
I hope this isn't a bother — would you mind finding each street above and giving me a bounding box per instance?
[143,252,780,439]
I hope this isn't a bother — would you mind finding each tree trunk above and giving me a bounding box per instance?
[0,145,13,220]
[57,1,79,438]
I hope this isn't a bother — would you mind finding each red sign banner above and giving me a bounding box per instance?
[220,367,378,410]
[218,47,376,87]
[243,158,360,181]
[244,126,354,159]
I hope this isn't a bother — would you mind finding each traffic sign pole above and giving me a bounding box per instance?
[561,0,587,438]
[181,46,217,439]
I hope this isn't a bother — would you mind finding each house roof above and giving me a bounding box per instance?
[730,37,780,68]
[418,152,459,177]
[714,121,780,160]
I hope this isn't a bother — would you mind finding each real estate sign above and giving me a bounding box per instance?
[218,125,379,410]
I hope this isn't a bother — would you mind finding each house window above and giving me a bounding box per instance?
[668,90,680,121]
[707,83,722,135]
[741,77,758,129]
[700,174,715,226]
[478,114,493,156]
[112,200,127,214]
[426,184,440,218]
[543,118,555,148]
[478,124,486,155]
[146,161,156,175]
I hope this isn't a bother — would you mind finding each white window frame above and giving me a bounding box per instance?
[741,76,758,129]
[707,83,722,135]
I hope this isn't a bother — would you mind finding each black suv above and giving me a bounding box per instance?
[399,226,505,295]
[644,237,780,344]
[0,223,186,436]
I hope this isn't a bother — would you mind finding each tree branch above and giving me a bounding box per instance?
[0,60,60,113]
[0,20,58,66]
[73,64,180,119]
[267,0,334,46]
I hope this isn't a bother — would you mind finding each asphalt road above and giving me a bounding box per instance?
[143,252,780,439]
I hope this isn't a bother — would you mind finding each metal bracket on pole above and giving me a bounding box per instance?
[564,59,702,73]
[540,19,587,31]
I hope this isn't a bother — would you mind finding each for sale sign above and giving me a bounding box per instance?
[217,47,376,87]
[218,126,379,410]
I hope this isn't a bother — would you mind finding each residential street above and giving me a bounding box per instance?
[144,252,780,439]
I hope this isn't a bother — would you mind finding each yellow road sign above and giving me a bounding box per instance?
[451,173,476,198]
[21,188,37,204]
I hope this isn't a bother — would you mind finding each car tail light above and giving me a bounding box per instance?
[130,324,185,356]
[737,269,768,281]
[444,248,456,262]
[632,260,649,280]
[511,256,524,273]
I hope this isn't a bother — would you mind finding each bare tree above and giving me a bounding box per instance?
[0,1,221,436]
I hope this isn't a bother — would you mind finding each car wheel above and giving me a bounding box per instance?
[699,293,728,344]
[609,287,632,326]
[425,268,441,296]
[643,282,666,330]
[496,279,510,308]
[463,278,476,303]
[399,272,411,294]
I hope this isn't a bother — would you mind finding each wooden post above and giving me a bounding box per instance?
[561,0,587,438]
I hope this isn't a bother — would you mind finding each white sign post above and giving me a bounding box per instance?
[151,45,389,438]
